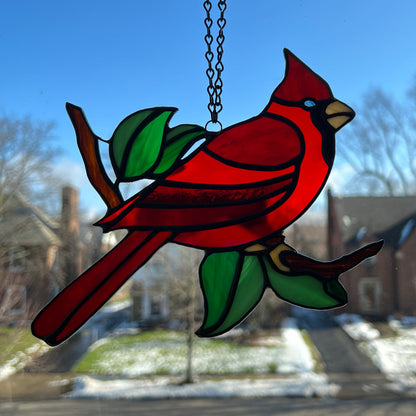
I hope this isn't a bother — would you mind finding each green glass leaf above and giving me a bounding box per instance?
[197,252,265,337]
[212,255,265,336]
[166,124,203,143]
[264,258,347,309]
[326,279,348,304]
[124,111,172,178]
[198,251,239,331]
[110,109,153,170]
[110,108,176,180]
[152,125,205,175]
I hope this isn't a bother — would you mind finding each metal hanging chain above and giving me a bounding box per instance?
[204,0,226,129]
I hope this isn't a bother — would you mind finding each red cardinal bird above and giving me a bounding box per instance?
[32,49,356,345]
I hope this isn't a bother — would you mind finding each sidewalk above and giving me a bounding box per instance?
[0,374,74,401]
[328,373,402,399]
[0,371,409,402]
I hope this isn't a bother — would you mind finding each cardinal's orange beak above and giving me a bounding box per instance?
[325,100,355,131]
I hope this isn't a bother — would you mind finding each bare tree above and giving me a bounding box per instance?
[150,244,203,384]
[0,114,62,324]
[0,114,59,210]
[338,85,416,195]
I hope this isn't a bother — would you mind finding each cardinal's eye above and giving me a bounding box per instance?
[304,99,316,108]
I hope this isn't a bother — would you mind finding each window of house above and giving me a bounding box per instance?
[358,277,382,314]
[150,298,162,316]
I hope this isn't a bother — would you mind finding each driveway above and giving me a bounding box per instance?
[293,308,395,398]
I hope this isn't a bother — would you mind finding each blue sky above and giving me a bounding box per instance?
[1,0,416,215]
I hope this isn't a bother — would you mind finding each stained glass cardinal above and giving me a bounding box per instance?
[32,49,382,346]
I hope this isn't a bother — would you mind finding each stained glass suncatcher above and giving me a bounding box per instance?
[32,49,382,346]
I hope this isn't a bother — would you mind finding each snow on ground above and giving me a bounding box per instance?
[0,342,49,381]
[65,373,337,400]
[279,318,315,373]
[334,314,380,341]
[362,320,416,394]
[335,314,416,394]
[68,317,339,399]
[99,299,132,313]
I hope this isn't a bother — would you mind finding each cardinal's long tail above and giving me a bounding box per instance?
[32,230,172,346]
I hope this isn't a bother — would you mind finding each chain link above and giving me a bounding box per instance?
[204,0,226,128]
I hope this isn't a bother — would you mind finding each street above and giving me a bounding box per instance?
[1,397,415,416]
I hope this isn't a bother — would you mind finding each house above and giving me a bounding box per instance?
[131,255,170,327]
[131,244,203,329]
[327,190,416,317]
[0,186,102,325]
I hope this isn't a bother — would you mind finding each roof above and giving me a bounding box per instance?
[333,195,416,246]
[0,192,61,246]
[377,213,416,248]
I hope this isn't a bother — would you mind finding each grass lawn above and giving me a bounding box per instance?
[73,329,290,377]
[0,327,39,365]
[0,326,47,380]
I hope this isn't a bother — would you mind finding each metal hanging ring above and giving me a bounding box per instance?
[204,0,226,129]
[205,120,223,132]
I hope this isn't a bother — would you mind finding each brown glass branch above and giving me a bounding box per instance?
[282,240,384,279]
[66,103,122,210]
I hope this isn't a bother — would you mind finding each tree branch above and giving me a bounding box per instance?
[66,103,122,210]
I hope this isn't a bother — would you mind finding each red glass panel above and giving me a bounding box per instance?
[206,115,302,167]
[107,191,288,230]
[168,150,297,185]
[272,50,332,102]
[140,177,294,205]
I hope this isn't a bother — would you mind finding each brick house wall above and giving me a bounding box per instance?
[395,230,416,315]
[339,241,395,316]
[327,190,416,318]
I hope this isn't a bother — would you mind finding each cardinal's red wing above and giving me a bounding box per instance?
[98,154,301,231]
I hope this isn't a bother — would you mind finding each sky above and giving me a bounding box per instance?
[1,0,416,217]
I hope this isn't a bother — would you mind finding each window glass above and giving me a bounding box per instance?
[0,1,415,410]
